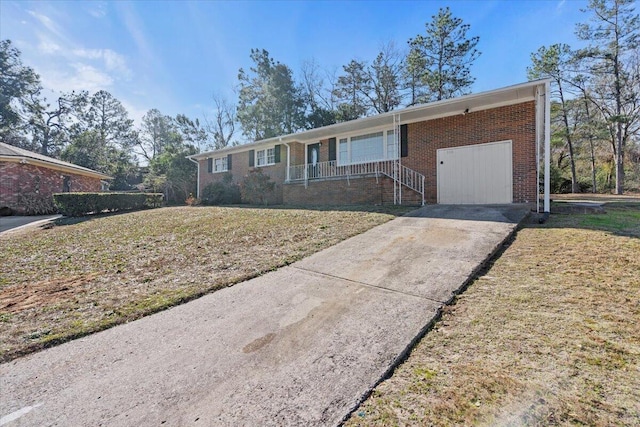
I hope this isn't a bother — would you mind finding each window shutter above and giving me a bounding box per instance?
[207,158,213,173]
[227,154,232,170]
[248,150,255,167]
[328,138,336,161]
[274,145,281,163]
[400,124,408,158]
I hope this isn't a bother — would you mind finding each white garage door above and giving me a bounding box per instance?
[437,140,513,204]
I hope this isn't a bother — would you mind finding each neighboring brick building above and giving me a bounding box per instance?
[189,80,551,211]
[0,143,112,215]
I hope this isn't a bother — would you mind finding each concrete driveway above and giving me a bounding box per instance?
[0,205,529,426]
[0,215,61,234]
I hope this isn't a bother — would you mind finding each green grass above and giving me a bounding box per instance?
[551,202,640,235]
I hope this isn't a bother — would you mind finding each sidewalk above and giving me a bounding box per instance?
[0,205,529,426]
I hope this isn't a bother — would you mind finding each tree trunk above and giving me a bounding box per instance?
[582,96,597,193]
[613,23,624,195]
[590,140,597,193]
[615,122,624,194]
[559,82,579,193]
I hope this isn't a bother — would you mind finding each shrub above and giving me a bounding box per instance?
[201,173,241,205]
[241,169,275,205]
[16,193,57,215]
[185,193,199,206]
[53,192,163,217]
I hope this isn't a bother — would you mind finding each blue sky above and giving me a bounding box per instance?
[1,0,589,129]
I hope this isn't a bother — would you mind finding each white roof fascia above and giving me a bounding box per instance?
[0,155,113,180]
[190,79,551,159]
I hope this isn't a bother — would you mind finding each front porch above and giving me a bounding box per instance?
[285,159,425,206]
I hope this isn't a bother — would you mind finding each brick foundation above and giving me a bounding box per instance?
[283,175,423,206]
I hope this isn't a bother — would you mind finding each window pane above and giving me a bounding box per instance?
[266,148,275,164]
[214,156,228,172]
[350,131,383,163]
[386,130,398,159]
[339,139,348,165]
[257,150,265,166]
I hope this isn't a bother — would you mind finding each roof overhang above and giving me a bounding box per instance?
[189,79,551,160]
[0,155,113,180]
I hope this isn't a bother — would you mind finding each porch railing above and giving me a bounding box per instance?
[288,159,425,205]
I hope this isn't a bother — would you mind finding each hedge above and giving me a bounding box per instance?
[53,192,163,217]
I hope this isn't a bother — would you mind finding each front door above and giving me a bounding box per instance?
[307,143,320,179]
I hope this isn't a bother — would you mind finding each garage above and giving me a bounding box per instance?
[437,140,513,204]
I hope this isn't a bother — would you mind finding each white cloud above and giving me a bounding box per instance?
[86,2,107,18]
[120,99,148,127]
[23,6,132,97]
[72,48,102,60]
[117,2,154,62]
[103,50,132,78]
[27,10,66,42]
[72,48,132,79]
[40,63,114,94]
[37,38,61,54]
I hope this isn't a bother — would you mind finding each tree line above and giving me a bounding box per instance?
[235,6,480,141]
[1,41,208,203]
[528,0,639,194]
[1,1,639,200]
[1,6,481,203]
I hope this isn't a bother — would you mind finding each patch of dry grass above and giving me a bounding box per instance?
[347,205,640,426]
[0,205,411,362]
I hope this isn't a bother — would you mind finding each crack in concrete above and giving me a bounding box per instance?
[291,266,446,304]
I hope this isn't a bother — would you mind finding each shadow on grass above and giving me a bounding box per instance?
[48,204,419,230]
[49,208,151,228]
[235,203,420,217]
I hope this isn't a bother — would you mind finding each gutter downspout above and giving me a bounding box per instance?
[188,157,201,199]
[544,80,551,215]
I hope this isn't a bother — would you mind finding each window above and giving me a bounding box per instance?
[386,129,398,159]
[351,131,384,163]
[338,138,348,164]
[214,157,228,172]
[256,147,275,167]
[337,129,398,165]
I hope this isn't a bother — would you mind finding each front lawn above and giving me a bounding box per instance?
[0,205,410,362]
[346,202,640,426]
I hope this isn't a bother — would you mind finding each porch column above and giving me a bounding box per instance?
[544,81,551,214]
[284,142,290,182]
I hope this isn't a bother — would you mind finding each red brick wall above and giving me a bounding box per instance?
[402,101,537,203]
[290,142,305,165]
[283,175,422,206]
[198,101,537,206]
[0,162,103,213]
[198,147,288,204]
